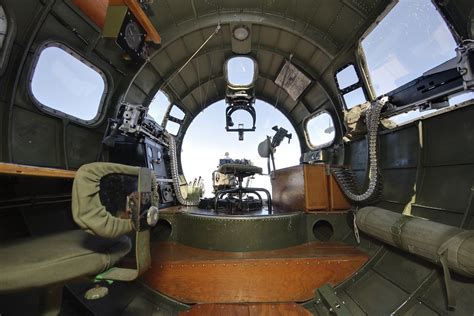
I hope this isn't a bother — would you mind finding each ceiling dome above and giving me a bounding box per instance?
[124,0,392,148]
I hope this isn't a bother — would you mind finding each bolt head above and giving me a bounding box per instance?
[147,206,159,226]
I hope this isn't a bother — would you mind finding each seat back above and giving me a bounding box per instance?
[72,162,159,281]
[258,138,272,158]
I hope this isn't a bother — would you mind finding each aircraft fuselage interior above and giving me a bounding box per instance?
[1,0,474,315]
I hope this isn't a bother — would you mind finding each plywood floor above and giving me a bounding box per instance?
[142,242,369,304]
[180,303,313,316]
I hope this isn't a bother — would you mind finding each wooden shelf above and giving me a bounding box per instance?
[0,163,75,179]
[73,0,161,44]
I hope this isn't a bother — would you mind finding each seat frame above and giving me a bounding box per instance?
[214,173,272,213]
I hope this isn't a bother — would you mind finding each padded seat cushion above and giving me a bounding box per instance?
[0,230,131,293]
[218,164,262,177]
[72,162,140,238]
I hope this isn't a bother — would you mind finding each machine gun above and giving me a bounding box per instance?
[99,102,180,208]
[258,126,292,175]
[270,125,292,148]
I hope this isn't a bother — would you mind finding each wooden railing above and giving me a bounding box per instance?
[0,162,76,179]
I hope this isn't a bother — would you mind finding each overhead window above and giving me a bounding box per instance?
[361,0,457,96]
[148,90,170,124]
[225,56,256,86]
[335,64,367,109]
[305,112,335,149]
[169,105,185,120]
[30,43,107,122]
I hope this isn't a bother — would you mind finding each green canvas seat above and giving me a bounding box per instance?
[218,163,262,177]
[0,162,153,294]
[214,163,271,213]
[0,230,131,293]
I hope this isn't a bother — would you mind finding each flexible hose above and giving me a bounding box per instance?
[165,132,200,206]
[332,97,387,203]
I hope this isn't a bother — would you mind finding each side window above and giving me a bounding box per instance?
[0,6,7,50]
[169,105,185,120]
[342,87,367,110]
[0,5,13,75]
[148,90,170,124]
[336,64,359,89]
[335,64,367,109]
[305,112,335,149]
[166,105,185,136]
[389,91,474,125]
[30,43,107,123]
[361,0,457,96]
[166,121,180,136]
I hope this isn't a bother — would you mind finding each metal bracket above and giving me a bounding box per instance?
[225,102,257,141]
[118,103,147,135]
[97,168,156,282]
[97,229,151,282]
[315,284,352,315]
[390,215,413,249]
[456,40,474,90]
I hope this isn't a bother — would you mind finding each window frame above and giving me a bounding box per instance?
[356,0,460,100]
[147,89,172,125]
[165,119,181,136]
[334,63,368,110]
[0,5,16,77]
[335,64,360,91]
[355,0,397,101]
[163,104,186,136]
[303,110,336,150]
[169,104,186,121]
[28,41,109,126]
[223,55,258,87]
[353,0,465,129]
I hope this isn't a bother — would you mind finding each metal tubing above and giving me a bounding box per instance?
[214,187,272,213]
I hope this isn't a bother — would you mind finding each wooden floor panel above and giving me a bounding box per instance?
[180,303,312,316]
[142,242,369,304]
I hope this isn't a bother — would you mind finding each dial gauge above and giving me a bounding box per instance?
[124,21,142,51]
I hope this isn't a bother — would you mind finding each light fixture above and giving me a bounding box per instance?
[233,25,250,41]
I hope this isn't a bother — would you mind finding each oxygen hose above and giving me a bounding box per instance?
[332,97,388,203]
[165,132,200,206]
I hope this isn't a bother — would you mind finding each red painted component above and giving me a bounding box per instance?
[72,0,109,29]
[72,0,161,43]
